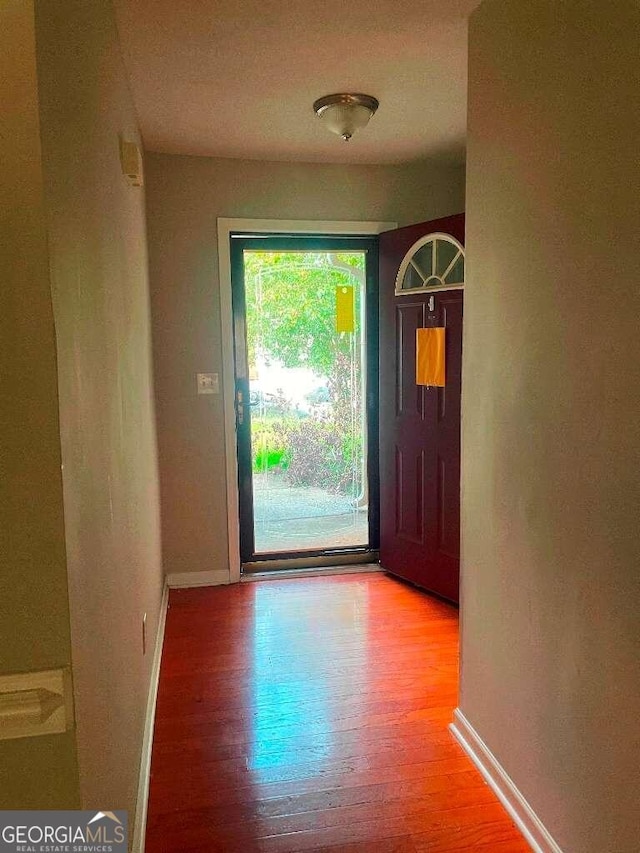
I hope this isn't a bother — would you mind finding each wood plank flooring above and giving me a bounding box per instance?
[146,573,529,852]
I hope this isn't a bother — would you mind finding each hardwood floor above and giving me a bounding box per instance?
[146,573,529,852]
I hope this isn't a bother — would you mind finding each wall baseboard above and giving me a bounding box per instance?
[132,582,169,853]
[449,709,563,853]
[166,569,230,588]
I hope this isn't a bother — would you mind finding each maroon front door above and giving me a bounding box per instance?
[379,215,465,603]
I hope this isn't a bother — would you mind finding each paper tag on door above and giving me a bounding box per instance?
[416,327,446,386]
[335,285,355,333]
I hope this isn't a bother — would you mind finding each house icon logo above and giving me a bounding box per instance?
[87,812,123,826]
[84,811,126,846]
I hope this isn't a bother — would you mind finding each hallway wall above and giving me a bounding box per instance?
[460,1,640,851]
[35,0,164,818]
[145,154,465,579]
[0,0,79,808]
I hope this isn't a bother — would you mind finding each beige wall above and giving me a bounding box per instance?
[145,154,465,578]
[0,0,79,808]
[35,0,164,817]
[461,2,640,851]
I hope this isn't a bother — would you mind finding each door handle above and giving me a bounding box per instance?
[236,390,244,425]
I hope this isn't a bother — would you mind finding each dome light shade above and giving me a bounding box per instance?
[313,93,379,142]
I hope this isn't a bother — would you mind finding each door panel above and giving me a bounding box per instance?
[379,214,465,603]
[395,445,425,545]
[396,302,425,418]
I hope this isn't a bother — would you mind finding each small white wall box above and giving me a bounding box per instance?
[120,139,144,187]
[0,668,74,741]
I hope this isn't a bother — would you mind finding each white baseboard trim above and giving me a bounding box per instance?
[450,709,563,853]
[166,569,230,588]
[132,582,169,853]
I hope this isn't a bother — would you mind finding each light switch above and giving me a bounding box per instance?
[197,373,219,395]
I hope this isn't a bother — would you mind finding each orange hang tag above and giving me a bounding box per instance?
[416,327,446,386]
[335,285,355,333]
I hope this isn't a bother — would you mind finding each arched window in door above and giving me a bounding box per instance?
[395,232,465,295]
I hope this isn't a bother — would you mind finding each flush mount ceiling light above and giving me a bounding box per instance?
[313,93,379,142]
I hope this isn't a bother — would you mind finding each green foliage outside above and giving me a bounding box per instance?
[244,250,364,381]
[284,418,363,495]
[251,415,363,496]
[251,417,290,472]
[245,251,365,495]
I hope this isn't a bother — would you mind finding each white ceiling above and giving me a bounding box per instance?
[114,0,478,165]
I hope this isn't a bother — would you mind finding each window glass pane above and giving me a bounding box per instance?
[436,240,458,277]
[412,241,433,279]
[402,264,423,290]
[245,250,369,554]
[445,255,464,284]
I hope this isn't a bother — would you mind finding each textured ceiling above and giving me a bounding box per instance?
[114,0,478,165]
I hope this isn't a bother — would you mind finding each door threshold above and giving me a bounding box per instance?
[241,550,378,573]
[241,561,382,583]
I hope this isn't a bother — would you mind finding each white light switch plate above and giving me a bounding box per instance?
[197,373,219,395]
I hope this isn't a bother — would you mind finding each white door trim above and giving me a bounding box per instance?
[217,218,396,583]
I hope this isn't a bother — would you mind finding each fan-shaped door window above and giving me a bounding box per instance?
[395,232,465,294]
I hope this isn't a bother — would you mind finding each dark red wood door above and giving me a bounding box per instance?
[379,215,465,603]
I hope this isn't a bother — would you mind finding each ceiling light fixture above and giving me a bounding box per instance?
[313,93,379,142]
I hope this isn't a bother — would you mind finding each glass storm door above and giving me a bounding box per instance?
[230,234,379,570]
